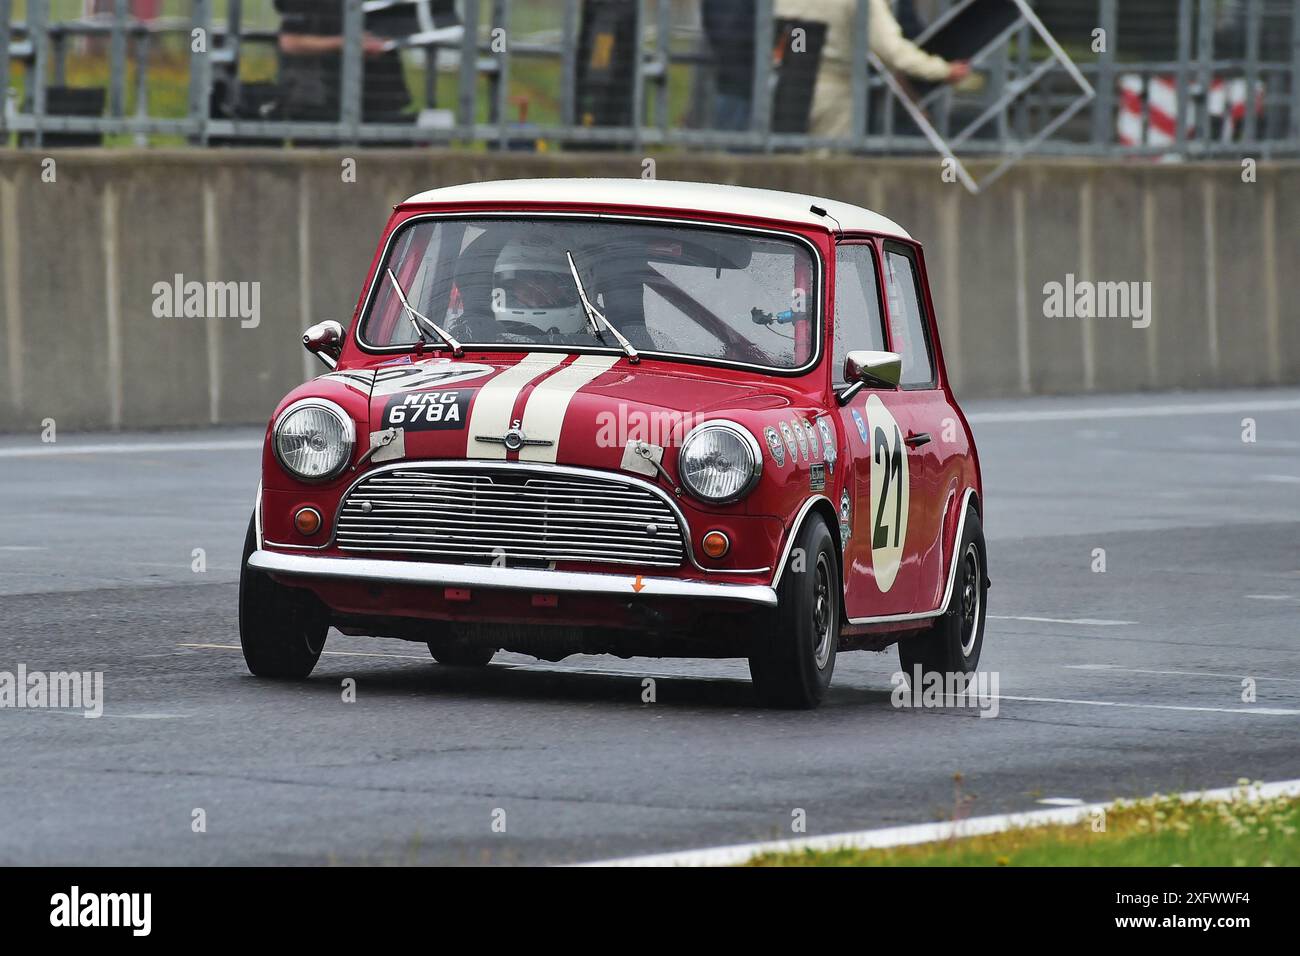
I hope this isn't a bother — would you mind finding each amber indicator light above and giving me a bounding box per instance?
[701,530,730,559]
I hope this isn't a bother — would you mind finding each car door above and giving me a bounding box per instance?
[876,241,951,615]
[832,240,920,620]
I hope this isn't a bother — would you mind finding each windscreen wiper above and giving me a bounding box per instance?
[386,268,464,357]
[565,251,639,364]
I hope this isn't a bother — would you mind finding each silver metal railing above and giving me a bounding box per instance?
[1,0,1296,160]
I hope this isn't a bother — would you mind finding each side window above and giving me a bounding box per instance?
[832,243,886,386]
[883,247,936,388]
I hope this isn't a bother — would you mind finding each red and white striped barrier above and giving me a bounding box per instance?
[1117,73,1263,147]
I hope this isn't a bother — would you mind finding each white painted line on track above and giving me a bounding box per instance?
[317,648,435,662]
[106,713,192,720]
[505,662,727,682]
[580,779,1300,867]
[180,644,1300,709]
[178,642,431,662]
[128,562,239,573]
[179,647,738,686]
[1067,663,1300,683]
[968,397,1300,424]
[1036,797,1086,807]
[1246,593,1299,601]
[23,710,190,720]
[993,694,1300,716]
[0,440,261,459]
[991,615,1135,626]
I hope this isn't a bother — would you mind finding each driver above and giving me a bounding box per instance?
[491,239,587,337]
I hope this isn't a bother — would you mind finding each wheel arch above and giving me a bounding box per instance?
[770,495,843,594]
[938,487,983,606]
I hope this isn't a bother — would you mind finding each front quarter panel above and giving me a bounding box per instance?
[259,372,372,548]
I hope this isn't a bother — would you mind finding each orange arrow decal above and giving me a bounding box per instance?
[631,575,645,593]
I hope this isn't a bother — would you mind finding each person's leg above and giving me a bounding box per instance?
[713,91,753,131]
[808,72,854,140]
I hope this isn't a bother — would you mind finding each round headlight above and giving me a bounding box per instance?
[678,422,762,504]
[273,399,354,482]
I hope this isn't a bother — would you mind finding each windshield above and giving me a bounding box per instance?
[358,218,820,371]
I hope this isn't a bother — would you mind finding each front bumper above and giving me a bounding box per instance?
[248,550,779,608]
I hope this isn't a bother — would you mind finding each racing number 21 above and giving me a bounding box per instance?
[872,424,903,550]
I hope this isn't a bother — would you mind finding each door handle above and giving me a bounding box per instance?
[904,432,932,448]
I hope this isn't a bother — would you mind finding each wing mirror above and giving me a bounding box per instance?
[837,350,902,404]
[302,320,345,370]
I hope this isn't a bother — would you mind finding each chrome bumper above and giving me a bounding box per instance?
[249,550,779,608]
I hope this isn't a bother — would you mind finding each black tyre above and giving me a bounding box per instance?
[898,506,987,680]
[748,513,840,709]
[239,515,328,679]
[427,641,495,667]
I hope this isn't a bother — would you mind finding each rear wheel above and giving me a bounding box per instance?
[898,506,987,681]
[427,641,495,667]
[748,514,839,709]
[239,515,329,680]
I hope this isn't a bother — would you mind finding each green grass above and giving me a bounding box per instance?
[747,785,1300,867]
[10,1,282,26]
[4,49,273,148]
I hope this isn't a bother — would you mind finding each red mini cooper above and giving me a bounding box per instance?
[242,178,987,708]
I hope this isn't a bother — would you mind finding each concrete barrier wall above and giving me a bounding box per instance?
[0,150,1296,432]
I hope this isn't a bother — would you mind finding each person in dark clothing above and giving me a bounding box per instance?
[894,0,927,40]
[701,0,755,131]
[274,0,412,122]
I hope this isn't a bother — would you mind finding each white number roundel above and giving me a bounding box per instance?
[865,395,909,593]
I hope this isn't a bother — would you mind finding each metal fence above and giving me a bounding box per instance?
[2,0,1297,161]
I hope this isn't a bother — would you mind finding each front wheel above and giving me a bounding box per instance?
[898,506,988,680]
[748,513,840,709]
[239,515,329,680]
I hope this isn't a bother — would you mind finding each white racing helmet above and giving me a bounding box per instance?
[491,238,586,334]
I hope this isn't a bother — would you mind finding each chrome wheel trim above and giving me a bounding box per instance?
[812,552,835,670]
[959,542,982,658]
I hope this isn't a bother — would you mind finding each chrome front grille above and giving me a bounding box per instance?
[336,465,687,567]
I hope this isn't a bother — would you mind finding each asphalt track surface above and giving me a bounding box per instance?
[1,388,1297,865]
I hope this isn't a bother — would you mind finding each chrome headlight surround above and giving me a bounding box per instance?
[272,398,355,483]
[677,420,763,505]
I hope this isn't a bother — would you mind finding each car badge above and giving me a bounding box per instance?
[839,489,852,549]
[803,420,820,461]
[476,426,553,452]
[809,462,826,491]
[851,409,869,444]
[793,419,809,460]
[816,416,837,473]
[778,421,798,458]
[764,426,785,467]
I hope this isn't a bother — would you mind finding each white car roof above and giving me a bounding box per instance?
[401,178,912,240]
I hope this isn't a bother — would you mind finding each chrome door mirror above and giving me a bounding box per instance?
[302,320,345,370]
[837,350,902,404]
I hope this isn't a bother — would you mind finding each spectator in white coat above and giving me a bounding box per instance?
[775,0,971,137]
